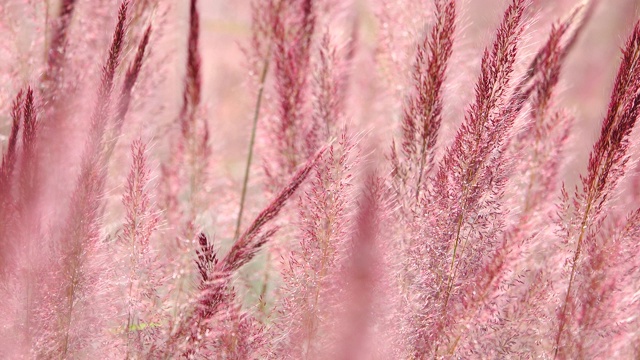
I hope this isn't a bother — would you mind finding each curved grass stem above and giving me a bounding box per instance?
[234,58,271,241]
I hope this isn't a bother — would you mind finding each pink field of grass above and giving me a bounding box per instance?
[2,0,640,358]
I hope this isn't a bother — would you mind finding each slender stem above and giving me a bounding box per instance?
[233,0,286,240]
[233,58,270,240]
[257,251,272,317]
[443,208,465,309]
[61,269,77,359]
[125,223,138,359]
[553,199,592,358]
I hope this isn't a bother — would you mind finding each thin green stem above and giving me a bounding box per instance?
[233,58,270,240]
[233,0,285,241]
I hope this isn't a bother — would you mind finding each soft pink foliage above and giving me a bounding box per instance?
[2,0,640,358]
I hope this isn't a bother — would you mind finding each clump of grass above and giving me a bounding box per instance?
[1,0,639,358]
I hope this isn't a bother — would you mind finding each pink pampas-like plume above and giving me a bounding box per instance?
[554,20,640,359]
[119,138,160,358]
[390,0,456,205]
[264,0,317,189]
[159,147,324,357]
[40,3,129,357]
[405,0,528,356]
[270,133,356,359]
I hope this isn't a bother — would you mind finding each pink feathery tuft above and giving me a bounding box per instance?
[554,20,640,359]
[391,0,456,203]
